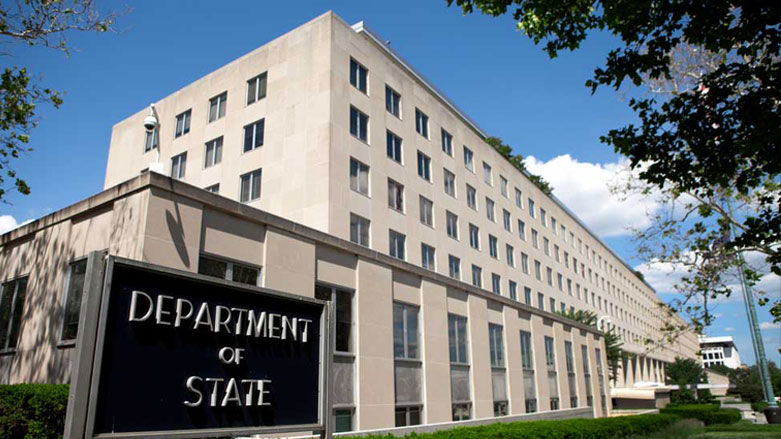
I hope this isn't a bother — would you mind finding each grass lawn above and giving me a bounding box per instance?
[692,421,781,438]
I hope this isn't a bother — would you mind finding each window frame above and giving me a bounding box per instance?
[239,168,262,203]
[59,258,88,344]
[246,72,268,105]
[207,91,227,123]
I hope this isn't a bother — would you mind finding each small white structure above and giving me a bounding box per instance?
[700,336,741,369]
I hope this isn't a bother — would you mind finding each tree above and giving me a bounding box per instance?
[555,308,623,382]
[0,0,123,201]
[446,0,780,335]
[484,136,552,195]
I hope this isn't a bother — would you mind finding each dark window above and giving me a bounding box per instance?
[61,260,87,341]
[174,109,191,138]
[246,72,268,105]
[349,58,368,93]
[243,119,265,152]
[198,255,260,286]
[208,92,227,122]
[0,277,28,351]
[350,106,369,142]
[171,152,186,180]
[395,406,421,427]
[386,130,402,163]
[240,169,262,202]
[315,285,353,353]
[385,85,400,117]
[204,137,223,168]
[415,108,428,138]
[144,127,158,152]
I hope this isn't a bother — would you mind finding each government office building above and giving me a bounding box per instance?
[0,11,697,433]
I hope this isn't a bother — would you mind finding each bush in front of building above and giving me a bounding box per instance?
[660,403,742,425]
[0,384,69,439]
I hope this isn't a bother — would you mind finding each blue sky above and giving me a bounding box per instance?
[2,1,778,364]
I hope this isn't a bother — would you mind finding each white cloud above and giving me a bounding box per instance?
[725,327,735,332]
[0,215,20,235]
[524,154,660,237]
[759,321,780,331]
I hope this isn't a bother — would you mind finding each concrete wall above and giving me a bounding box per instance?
[0,174,611,431]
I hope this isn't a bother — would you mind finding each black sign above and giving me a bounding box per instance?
[86,260,326,437]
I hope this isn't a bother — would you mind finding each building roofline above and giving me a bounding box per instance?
[350,19,664,303]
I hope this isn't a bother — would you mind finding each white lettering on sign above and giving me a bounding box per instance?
[183,376,272,407]
[127,290,312,343]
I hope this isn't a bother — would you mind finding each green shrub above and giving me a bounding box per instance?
[750,401,768,412]
[660,404,742,425]
[344,414,681,439]
[0,384,69,439]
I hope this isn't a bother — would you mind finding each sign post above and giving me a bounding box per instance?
[64,253,332,439]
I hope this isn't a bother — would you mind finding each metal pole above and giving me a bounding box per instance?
[727,201,776,408]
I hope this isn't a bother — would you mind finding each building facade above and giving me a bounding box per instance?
[0,11,697,433]
[700,336,742,369]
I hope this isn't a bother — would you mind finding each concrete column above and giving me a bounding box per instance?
[420,281,451,423]
[468,294,492,419]
[355,258,394,429]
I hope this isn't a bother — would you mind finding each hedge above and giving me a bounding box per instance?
[0,384,69,439]
[345,414,682,439]
[660,404,742,425]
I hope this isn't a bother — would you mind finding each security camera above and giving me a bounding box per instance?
[143,104,158,133]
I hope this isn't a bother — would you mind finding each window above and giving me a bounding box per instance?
[334,409,354,433]
[534,260,542,280]
[503,209,512,232]
[545,336,556,367]
[415,108,429,138]
[551,217,558,234]
[388,179,404,211]
[471,265,482,288]
[199,255,261,286]
[441,129,453,155]
[204,137,223,168]
[500,176,508,197]
[421,243,436,270]
[144,127,158,152]
[394,302,419,359]
[489,235,498,258]
[386,130,403,163]
[395,406,421,427]
[509,281,518,301]
[469,224,480,250]
[60,261,87,341]
[174,109,191,138]
[545,336,559,410]
[240,169,262,202]
[446,211,459,239]
[544,237,550,256]
[349,58,368,93]
[466,184,477,210]
[444,169,456,197]
[385,85,400,117]
[448,314,469,364]
[463,146,474,171]
[547,267,553,286]
[521,253,529,274]
[540,208,547,227]
[489,324,505,367]
[389,230,406,260]
[582,345,593,406]
[549,297,556,311]
[554,244,560,262]
[485,197,495,221]
[205,184,220,194]
[506,244,515,267]
[528,198,536,218]
[171,152,186,180]
[315,285,353,353]
[483,162,492,185]
[448,255,461,279]
[524,287,532,305]
[565,341,577,407]
[531,229,539,248]
[243,118,265,152]
[0,277,27,351]
[520,330,537,413]
[537,292,544,310]
[208,91,227,122]
[349,106,369,142]
[491,273,501,295]
[246,72,268,105]
[515,188,523,209]
[350,213,370,247]
[417,151,431,181]
[518,220,526,240]
[349,158,369,195]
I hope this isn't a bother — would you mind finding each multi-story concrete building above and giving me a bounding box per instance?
[700,336,742,369]
[0,11,697,434]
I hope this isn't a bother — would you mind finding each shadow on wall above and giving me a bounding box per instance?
[165,202,190,269]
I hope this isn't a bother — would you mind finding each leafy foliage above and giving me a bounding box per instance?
[0,0,122,201]
[660,404,742,426]
[484,136,553,195]
[0,384,69,439]
[667,357,706,387]
[710,361,781,403]
[446,0,781,339]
